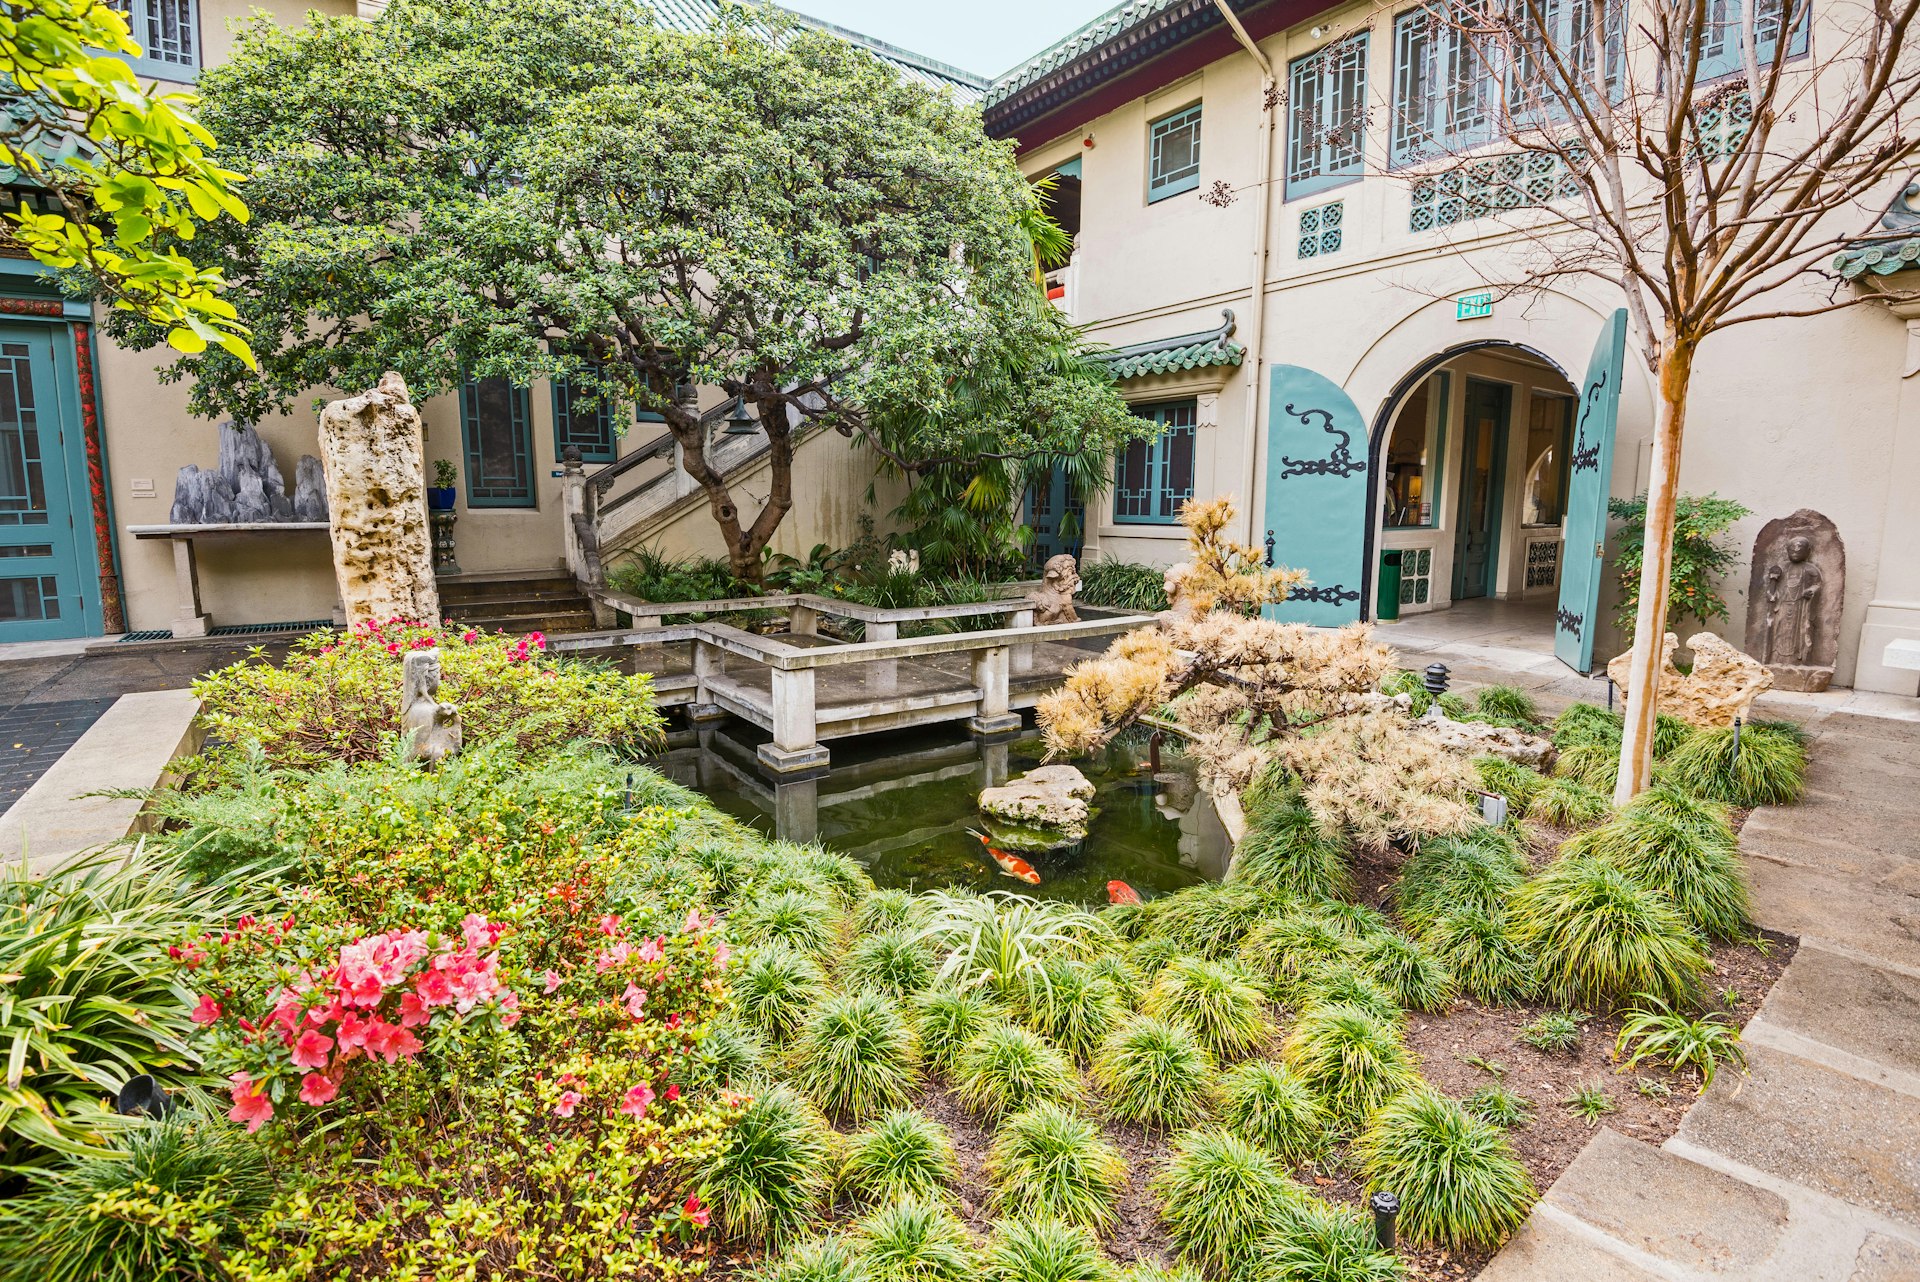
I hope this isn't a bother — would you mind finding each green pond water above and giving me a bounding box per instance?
[650,724,1230,905]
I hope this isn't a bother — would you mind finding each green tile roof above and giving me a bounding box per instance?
[645,1,988,102]
[988,0,1192,107]
[1835,180,1920,280]
[1100,309,1245,379]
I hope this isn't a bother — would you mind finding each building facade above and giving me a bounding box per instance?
[989,0,1920,694]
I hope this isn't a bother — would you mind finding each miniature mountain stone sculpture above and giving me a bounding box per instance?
[1607,631,1773,727]
[319,372,440,627]
[1027,554,1082,624]
[168,421,327,524]
[400,648,462,767]
[1746,509,1844,692]
[978,763,1096,851]
[292,455,329,522]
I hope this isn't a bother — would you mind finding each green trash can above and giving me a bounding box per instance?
[1376,550,1403,622]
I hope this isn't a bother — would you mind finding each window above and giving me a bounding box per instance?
[1148,104,1203,202]
[108,0,199,79]
[1383,372,1447,528]
[1506,0,1624,119]
[1114,401,1197,523]
[552,380,617,463]
[1287,34,1369,198]
[461,377,535,507]
[1700,0,1809,80]
[1522,392,1574,526]
[1392,6,1495,166]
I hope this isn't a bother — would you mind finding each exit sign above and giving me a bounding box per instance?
[1456,290,1494,320]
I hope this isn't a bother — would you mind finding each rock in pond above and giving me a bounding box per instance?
[978,764,1096,851]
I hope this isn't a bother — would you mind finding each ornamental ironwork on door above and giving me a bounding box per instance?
[1264,365,1369,626]
[1555,308,1628,674]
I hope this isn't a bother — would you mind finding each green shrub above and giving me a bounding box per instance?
[1462,1085,1534,1130]
[1564,789,1748,941]
[841,1110,958,1207]
[953,1022,1081,1122]
[1380,668,1434,716]
[1553,702,1624,750]
[0,1113,271,1282]
[854,1196,975,1282]
[1237,913,1356,999]
[753,1234,871,1282]
[917,892,1105,999]
[1615,996,1748,1090]
[1438,692,1472,720]
[1422,907,1537,1005]
[1022,957,1126,1062]
[1472,756,1546,816]
[1143,957,1272,1059]
[734,889,845,962]
[1137,881,1293,959]
[1517,1011,1585,1054]
[1527,778,1612,829]
[1356,933,1456,1013]
[1093,1015,1214,1129]
[1508,856,1708,1008]
[1473,685,1542,730]
[980,1215,1109,1282]
[858,889,926,935]
[1228,804,1353,902]
[696,1020,768,1089]
[1554,743,1619,793]
[1296,965,1403,1026]
[1077,559,1169,611]
[914,987,1005,1076]
[1661,722,1807,807]
[781,847,877,904]
[1258,1196,1404,1282]
[192,622,662,769]
[1395,829,1527,937]
[707,1085,836,1247]
[607,547,747,604]
[1213,1061,1329,1165]
[1608,491,1750,640]
[1281,1006,1420,1127]
[986,1102,1128,1231]
[846,931,939,999]
[1152,1129,1301,1277]
[737,945,828,1040]
[1357,1089,1536,1249]
[789,993,922,1122]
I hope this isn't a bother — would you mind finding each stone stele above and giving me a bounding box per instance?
[1745,508,1845,693]
[1607,631,1774,728]
[400,648,462,767]
[1027,554,1082,625]
[319,372,439,627]
[978,763,1096,849]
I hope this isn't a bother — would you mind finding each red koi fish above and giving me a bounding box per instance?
[1107,880,1142,906]
[968,828,1042,886]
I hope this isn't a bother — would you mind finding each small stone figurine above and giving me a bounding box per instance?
[1027,554,1083,625]
[400,649,462,767]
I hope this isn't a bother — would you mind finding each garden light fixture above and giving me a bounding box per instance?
[723,395,758,435]
[1423,663,1450,696]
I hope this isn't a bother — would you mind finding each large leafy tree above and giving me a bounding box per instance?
[116,0,1141,579]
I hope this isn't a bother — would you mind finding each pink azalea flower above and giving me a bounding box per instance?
[413,968,453,1006]
[499,991,521,1027]
[543,969,563,994]
[336,1011,373,1049]
[620,1083,655,1118]
[189,993,222,1025]
[712,940,732,968]
[635,936,664,965]
[227,1073,273,1132]
[299,1072,338,1106]
[683,1194,710,1229]
[598,913,624,938]
[290,1028,334,1070]
[553,1090,582,1118]
[681,906,707,935]
[398,991,431,1027]
[622,982,648,1020]
[462,630,478,644]
[594,941,632,973]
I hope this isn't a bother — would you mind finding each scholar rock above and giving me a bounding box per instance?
[978,763,1095,846]
[1027,554,1082,625]
[1606,631,1772,728]
[167,421,310,525]
[400,648,462,767]
[1415,705,1557,770]
[1746,509,1845,692]
[319,372,439,627]
[292,455,329,522]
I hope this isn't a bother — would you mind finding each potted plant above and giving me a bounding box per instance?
[428,459,458,510]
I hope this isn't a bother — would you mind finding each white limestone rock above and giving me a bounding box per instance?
[1606,631,1773,729]
[319,372,439,627]
[978,763,1096,841]
[1415,705,1557,770]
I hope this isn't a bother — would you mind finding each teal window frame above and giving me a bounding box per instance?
[461,377,536,508]
[110,0,200,81]
[1113,400,1197,524]
[1147,103,1203,203]
[1286,33,1369,200]
[1391,5,1495,168]
[552,380,617,464]
[1699,0,1809,80]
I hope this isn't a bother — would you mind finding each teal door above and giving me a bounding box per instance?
[1452,379,1510,600]
[0,325,91,641]
[1263,366,1369,626]
[1555,309,1629,673]
[1024,464,1083,567]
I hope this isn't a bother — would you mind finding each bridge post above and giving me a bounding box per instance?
[968,645,1023,739]
[864,619,899,694]
[1011,608,1036,673]
[689,638,727,723]
[787,603,819,637]
[758,667,831,775]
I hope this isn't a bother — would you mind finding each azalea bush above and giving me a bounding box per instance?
[192,619,663,771]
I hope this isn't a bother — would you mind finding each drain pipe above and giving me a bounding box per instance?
[1212,0,1277,546]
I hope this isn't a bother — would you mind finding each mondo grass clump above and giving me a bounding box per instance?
[1554,743,1619,793]
[708,1085,836,1247]
[1662,721,1807,807]
[914,987,1003,1076]
[1213,1061,1330,1166]
[1237,912,1357,999]
[1473,756,1547,815]
[854,1195,976,1282]
[840,1109,958,1207]
[752,1234,868,1282]
[1473,684,1543,730]
[844,930,938,999]
[1281,1005,1420,1127]
[1021,956,1126,1062]
[1152,1129,1302,1278]
[1136,880,1296,959]
[953,1021,1081,1122]
[1357,932,1457,1013]
[1093,1014,1214,1129]
[1357,1089,1537,1249]
[1463,1084,1535,1129]
[695,1019,767,1088]
[1527,777,1612,829]
[857,887,925,935]
[1564,788,1749,941]
[737,946,827,1039]
[1508,856,1708,1009]
[1551,702,1622,750]
[985,1102,1128,1231]
[1296,964,1403,1026]
[980,1215,1109,1282]
[1227,802,1354,902]
[789,992,923,1122]
[1394,828,1527,937]
[1422,907,1536,1004]
[733,888,845,962]
[1259,1196,1403,1282]
[1143,956,1272,1059]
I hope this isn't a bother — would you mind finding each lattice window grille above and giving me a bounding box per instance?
[1410,149,1580,231]
[1286,33,1369,195]
[1693,91,1754,160]
[1398,547,1434,606]
[1298,201,1345,258]
[1526,538,1561,589]
[108,0,198,69]
[1149,104,1203,201]
[461,378,535,507]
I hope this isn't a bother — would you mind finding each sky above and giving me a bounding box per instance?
[782,1,1123,79]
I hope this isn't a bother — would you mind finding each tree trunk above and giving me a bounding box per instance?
[1613,334,1694,805]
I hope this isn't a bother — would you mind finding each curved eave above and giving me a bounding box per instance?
[1104,340,1245,381]
[1834,238,1920,279]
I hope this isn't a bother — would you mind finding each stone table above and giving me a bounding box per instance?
[128,522,332,636]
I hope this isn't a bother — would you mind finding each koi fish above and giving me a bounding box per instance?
[968,828,1042,885]
[1107,880,1142,906]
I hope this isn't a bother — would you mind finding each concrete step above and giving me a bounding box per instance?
[440,580,581,605]
[455,611,598,636]
[443,592,592,616]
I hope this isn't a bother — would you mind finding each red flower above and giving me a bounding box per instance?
[189,993,222,1025]
[227,1073,273,1132]
[683,1194,710,1229]
[620,1082,655,1118]
[290,1028,334,1070]
[665,1084,681,1103]
[398,991,431,1027]
[299,1072,338,1106]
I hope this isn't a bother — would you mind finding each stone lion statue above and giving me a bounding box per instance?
[1028,554,1082,625]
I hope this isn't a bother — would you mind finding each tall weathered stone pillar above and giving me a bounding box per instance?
[318,372,440,627]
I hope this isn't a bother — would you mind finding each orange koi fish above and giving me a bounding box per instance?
[1107,880,1142,906]
[968,828,1042,885]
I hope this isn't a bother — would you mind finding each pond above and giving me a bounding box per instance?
[650,723,1232,905]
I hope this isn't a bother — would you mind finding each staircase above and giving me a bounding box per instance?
[438,572,597,637]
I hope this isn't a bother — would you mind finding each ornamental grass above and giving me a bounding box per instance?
[840,1109,958,1207]
[1212,1061,1331,1166]
[1142,956,1272,1059]
[854,1195,976,1282]
[1295,964,1403,1026]
[1257,1195,1404,1282]
[1356,1089,1536,1249]
[1356,932,1457,1013]
[913,987,1005,1076]
[952,1022,1081,1122]
[1421,906,1537,1004]
[1472,756,1547,815]
[752,1234,870,1282]
[788,993,923,1122]
[1507,856,1708,1009]
[1020,956,1127,1062]
[1526,777,1612,829]
[736,945,827,1040]
[1237,912,1358,1000]
[844,931,939,1000]
[1661,721,1808,807]
[1227,802,1355,902]
[985,1102,1128,1231]
[1281,1005,1420,1128]
[1564,789,1750,941]
[733,888,846,963]
[1152,1129,1302,1278]
[1093,1014,1215,1129]
[707,1085,836,1247]
[1394,828,1527,938]
[980,1215,1110,1282]
[1135,880,1298,959]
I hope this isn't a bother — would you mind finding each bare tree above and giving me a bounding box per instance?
[1357,0,1920,800]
